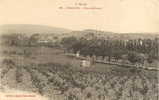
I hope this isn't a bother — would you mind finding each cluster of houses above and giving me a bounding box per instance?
[75,51,96,67]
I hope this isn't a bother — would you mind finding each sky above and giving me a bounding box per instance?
[0,0,159,33]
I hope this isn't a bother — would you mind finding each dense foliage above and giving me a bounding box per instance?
[61,35,158,65]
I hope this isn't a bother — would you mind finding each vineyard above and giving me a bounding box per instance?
[0,46,159,100]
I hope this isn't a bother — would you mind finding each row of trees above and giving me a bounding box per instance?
[61,36,158,64]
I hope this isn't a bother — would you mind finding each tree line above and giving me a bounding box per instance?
[61,35,158,65]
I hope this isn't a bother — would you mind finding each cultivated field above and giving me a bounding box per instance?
[0,46,158,100]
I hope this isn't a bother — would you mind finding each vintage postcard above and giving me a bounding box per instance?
[0,0,159,100]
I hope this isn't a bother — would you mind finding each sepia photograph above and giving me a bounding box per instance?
[0,0,159,100]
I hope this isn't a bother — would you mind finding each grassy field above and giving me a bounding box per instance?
[0,46,158,100]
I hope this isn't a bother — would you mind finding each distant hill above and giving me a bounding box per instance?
[64,29,158,40]
[0,24,72,35]
[0,24,158,40]
[62,29,115,38]
[119,33,159,40]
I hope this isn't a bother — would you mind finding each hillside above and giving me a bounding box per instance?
[0,24,72,35]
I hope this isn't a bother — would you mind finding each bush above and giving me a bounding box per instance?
[127,51,139,64]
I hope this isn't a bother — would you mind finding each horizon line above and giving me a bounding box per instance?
[0,24,159,34]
